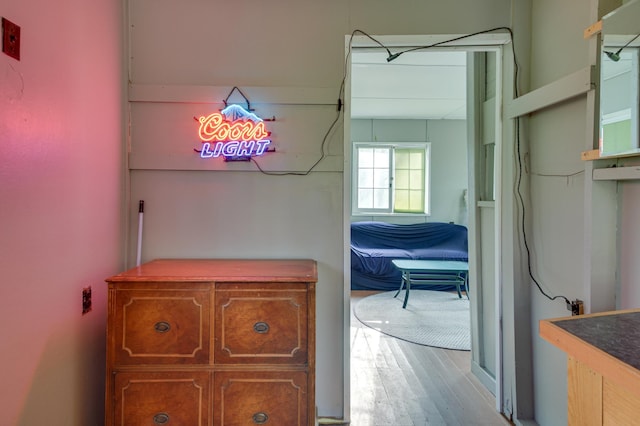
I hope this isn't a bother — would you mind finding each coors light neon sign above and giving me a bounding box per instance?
[196,104,271,160]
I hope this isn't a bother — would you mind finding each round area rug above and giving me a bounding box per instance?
[354,290,470,351]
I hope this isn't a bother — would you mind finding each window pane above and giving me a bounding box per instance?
[409,190,424,210]
[373,168,390,188]
[358,188,373,209]
[393,147,426,213]
[409,170,424,190]
[409,150,424,168]
[395,169,409,189]
[395,189,409,210]
[373,148,389,167]
[358,169,373,188]
[373,188,389,209]
[355,145,392,212]
[359,148,374,167]
[395,150,409,169]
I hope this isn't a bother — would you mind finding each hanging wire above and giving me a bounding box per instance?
[223,86,253,111]
[346,27,574,308]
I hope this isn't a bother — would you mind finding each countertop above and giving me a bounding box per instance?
[550,311,640,370]
[539,308,640,399]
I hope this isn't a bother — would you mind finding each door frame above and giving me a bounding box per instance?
[342,32,513,422]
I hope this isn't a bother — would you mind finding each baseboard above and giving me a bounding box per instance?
[514,419,539,426]
[317,417,349,425]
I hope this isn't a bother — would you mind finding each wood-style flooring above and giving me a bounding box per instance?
[350,291,512,426]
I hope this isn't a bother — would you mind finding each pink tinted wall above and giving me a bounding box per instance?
[0,1,124,424]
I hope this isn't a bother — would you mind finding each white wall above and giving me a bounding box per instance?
[0,0,124,424]
[528,0,592,421]
[351,119,468,224]
[526,0,636,425]
[126,0,511,418]
[8,0,621,423]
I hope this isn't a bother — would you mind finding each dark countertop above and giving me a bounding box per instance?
[552,311,640,370]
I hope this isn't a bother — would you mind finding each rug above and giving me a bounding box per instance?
[354,290,470,351]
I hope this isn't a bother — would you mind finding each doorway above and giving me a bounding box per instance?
[343,33,508,422]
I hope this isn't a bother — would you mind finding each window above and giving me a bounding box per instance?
[353,143,430,215]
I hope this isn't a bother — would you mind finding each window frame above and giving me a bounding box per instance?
[352,142,431,216]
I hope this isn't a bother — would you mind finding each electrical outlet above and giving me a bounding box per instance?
[82,287,92,315]
[2,17,21,61]
[571,299,584,316]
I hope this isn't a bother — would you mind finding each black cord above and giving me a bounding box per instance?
[251,26,573,308]
[385,26,514,61]
[249,110,341,176]
[252,27,515,176]
[509,30,571,306]
[223,86,253,111]
[515,113,570,306]
[250,30,365,176]
[356,26,573,307]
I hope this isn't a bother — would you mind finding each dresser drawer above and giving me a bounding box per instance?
[113,371,210,426]
[112,288,211,365]
[214,371,308,425]
[214,284,308,364]
[105,260,317,426]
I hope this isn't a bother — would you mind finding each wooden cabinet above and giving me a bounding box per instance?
[540,309,640,426]
[105,259,317,426]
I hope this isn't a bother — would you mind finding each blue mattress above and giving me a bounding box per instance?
[350,221,468,291]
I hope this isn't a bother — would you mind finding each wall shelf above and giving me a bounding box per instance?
[581,148,640,161]
[593,165,640,181]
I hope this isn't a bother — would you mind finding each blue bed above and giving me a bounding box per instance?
[350,221,468,291]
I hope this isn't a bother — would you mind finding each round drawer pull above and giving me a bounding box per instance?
[252,412,269,424]
[154,321,171,333]
[253,321,270,334]
[153,412,170,424]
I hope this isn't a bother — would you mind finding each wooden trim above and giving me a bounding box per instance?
[582,149,640,162]
[584,21,603,39]
[567,357,602,426]
[581,149,600,161]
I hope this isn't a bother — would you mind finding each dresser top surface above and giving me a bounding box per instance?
[106,259,318,283]
[540,308,640,399]
[550,310,640,370]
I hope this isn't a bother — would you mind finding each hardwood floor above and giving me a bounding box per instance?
[350,291,512,426]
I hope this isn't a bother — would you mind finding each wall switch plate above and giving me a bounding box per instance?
[82,287,92,315]
[2,17,21,61]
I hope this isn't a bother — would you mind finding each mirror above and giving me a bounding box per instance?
[599,0,640,157]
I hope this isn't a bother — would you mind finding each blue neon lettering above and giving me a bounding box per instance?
[255,140,270,155]
[237,140,255,156]
[199,140,271,158]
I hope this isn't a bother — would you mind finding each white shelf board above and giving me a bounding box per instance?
[506,66,596,119]
[593,166,640,180]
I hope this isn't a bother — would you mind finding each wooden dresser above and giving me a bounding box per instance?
[104,259,317,426]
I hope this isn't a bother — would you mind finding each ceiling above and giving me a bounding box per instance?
[350,50,468,120]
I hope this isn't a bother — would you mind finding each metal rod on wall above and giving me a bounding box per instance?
[136,200,144,267]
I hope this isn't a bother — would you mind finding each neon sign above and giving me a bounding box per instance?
[196,104,271,160]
